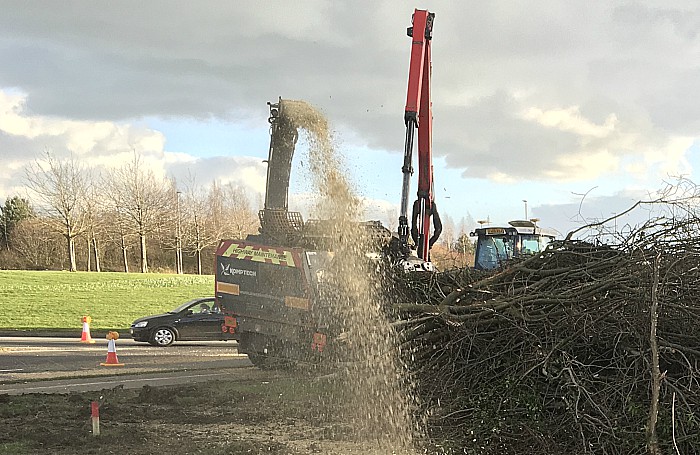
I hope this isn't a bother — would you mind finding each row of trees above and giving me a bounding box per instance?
[0,151,259,274]
[0,150,477,273]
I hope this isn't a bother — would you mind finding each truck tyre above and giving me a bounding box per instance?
[149,327,175,347]
[248,352,268,370]
[247,352,273,370]
[247,352,295,371]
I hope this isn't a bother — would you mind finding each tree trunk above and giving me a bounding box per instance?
[195,223,202,275]
[67,234,77,272]
[139,232,148,273]
[92,237,101,272]
[175,242,183,274]
[86,237,91,271]
[121,233,129,273]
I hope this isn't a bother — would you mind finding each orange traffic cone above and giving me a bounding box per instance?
[80,316,95,344]
[100,331,124,367]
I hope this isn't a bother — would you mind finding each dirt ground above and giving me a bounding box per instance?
[0,367,442,455]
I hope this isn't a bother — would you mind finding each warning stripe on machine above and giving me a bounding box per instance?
[217,241,298,267]
[216,282,240,295]
[285,296,311,310]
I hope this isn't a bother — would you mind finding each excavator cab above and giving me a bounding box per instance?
[471,220,556,270]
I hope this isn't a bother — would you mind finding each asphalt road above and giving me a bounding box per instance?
[0,337,252,395]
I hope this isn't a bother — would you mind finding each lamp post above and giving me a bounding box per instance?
[2,207,7,251]
[176,191,183,274]
[522,200,528,220]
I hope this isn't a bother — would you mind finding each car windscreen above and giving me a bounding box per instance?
[475,235,515,270]
[519,234,554,255]
[169,299,203,313]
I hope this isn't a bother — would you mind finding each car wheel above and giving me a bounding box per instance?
[149,327,175,347]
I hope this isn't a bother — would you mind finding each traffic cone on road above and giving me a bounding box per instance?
[80,316,95,344]
[100,331,124,367]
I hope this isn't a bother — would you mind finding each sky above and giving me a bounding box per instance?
[1,1,700,238]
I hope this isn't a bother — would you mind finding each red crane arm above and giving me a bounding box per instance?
[398,9,440,262]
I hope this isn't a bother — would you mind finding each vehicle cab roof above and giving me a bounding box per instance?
[471,220,558,238]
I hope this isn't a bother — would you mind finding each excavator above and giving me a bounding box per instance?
[397,9,442,272]
[214,9,438,367]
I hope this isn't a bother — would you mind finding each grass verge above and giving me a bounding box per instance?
[0,270,213,330]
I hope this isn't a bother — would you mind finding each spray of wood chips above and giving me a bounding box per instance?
[280,99,419,454]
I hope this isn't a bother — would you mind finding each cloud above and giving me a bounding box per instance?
[166,156,267,201]
[533,187,664,237]
[522,106,617,139]
[0,1,699,207]
[0,89,385,218]
[0,90,266,202]
[0,90,164,157]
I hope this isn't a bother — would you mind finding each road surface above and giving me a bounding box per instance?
[0,337,252,395]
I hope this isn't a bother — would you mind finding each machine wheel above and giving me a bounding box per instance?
[247,352,294,371]
[247,352,274,370]
[149,327,175,347]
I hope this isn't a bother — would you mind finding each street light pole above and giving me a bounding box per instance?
[522,200,528,220]
[176,191,183,274]
[2,208,7,251]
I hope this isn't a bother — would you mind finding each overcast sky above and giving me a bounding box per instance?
[1,1,699,237]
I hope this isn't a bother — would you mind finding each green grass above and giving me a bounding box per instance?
[0,270,214,330]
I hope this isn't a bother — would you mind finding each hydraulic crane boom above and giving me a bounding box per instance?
[398,9,441,262]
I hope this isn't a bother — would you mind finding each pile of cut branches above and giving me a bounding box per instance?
[389,215,700,454]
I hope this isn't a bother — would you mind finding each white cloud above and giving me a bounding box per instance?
[522,106,617,139]
[0,89,266,204]
[641,136,694,178]
[548,150,619,181]
[487,172,517,184]
[1,1,700,226]
[0,90,164,157]
[515,103,694,182]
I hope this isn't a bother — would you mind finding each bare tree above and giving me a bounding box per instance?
[83,174,105,272]
[25,150,88,272]
[205,181,258,240]
[12,216,62,269]
[98,207,133,273]
[179,176,210,275]
[440,213,455,250]
[207,180,226,241]
[103,152,171,273]
[220,182,259,239]
[115,213,131,273]
[152,178,184,274]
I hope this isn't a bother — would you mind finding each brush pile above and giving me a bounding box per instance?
[390,214,700,454]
